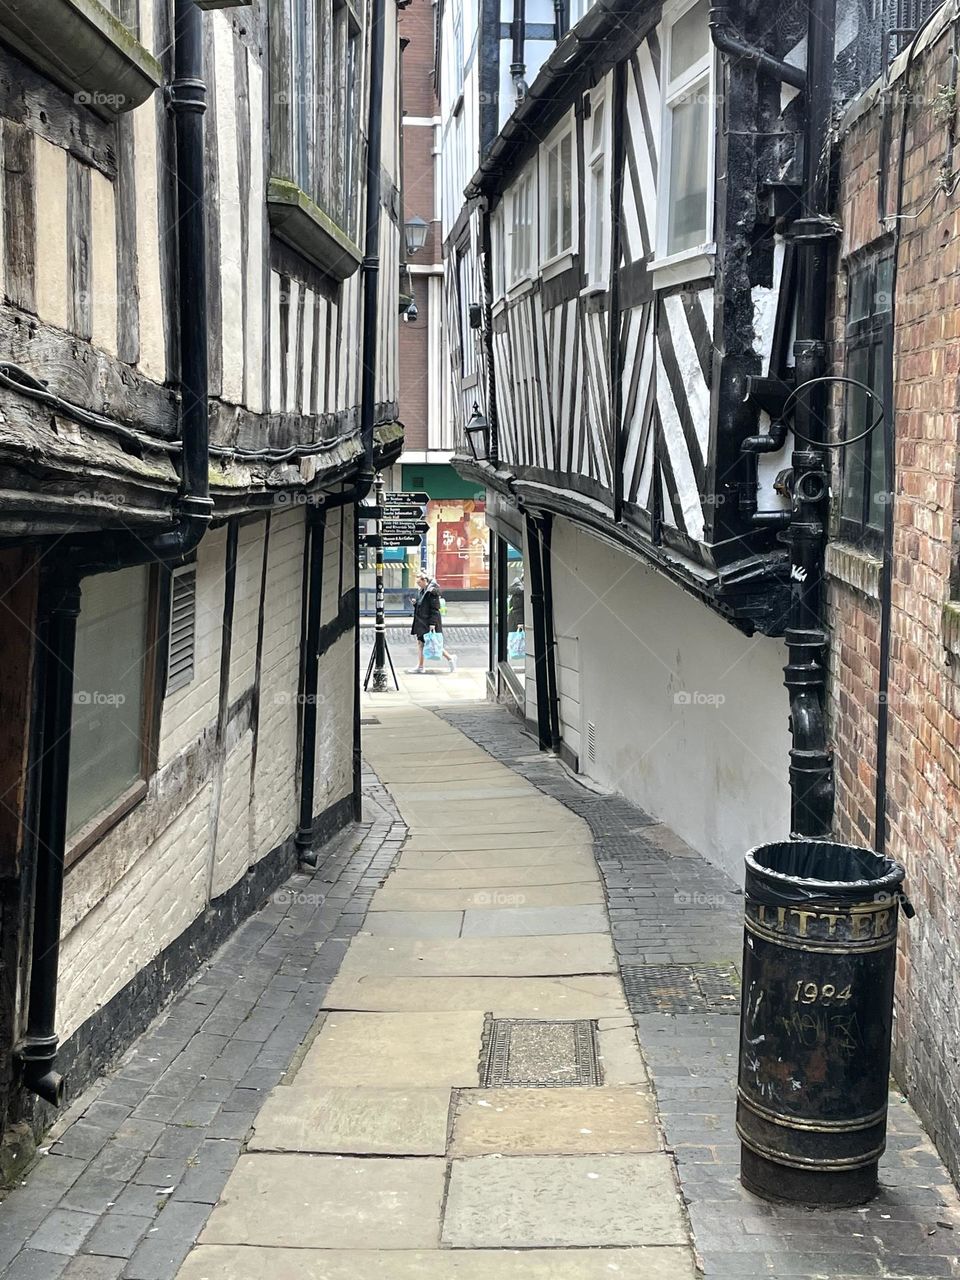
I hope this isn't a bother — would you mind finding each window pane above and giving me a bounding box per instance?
[840,345,870,525]
[875,256,894,314]
[591,157,605,280]
[560,133,573,252]
[847,265,872,323]
[67,566,149,836]
[591,100,605,154]
[866,339,890,531]
[670,0,710,81]
[547,148,560,257]
[667,86,709,254]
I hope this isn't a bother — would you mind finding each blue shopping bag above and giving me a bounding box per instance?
[423,630,443,662]
[507,628,526,661]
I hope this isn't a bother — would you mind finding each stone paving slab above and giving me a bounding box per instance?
[291,1010,484,1087]
[597,1023,649,1085]
[360,909,466,937]
[338,933,618,977]
[449,1088,658,1155]
[178,1245,698,1278]
[397,846,596,869]
[441,1154,688,1248]
[201,1155,445,1249]
[386,863,600,888]
[369,884,605,912]
[400,833,595,852]
[460,904,610,937]
[321,974,629,1018]
[249,1086,451,1155]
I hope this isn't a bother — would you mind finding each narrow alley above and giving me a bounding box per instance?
[1,688,958,1279]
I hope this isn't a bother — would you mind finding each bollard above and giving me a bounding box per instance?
[737,839,911,1206]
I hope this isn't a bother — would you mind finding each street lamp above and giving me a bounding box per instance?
[404,215,429,256]
[464,403,490,461]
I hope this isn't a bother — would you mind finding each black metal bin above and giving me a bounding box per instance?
[737,839,909,1206]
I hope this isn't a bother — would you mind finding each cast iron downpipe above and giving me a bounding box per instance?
[781,0,838,838]
[714,0,838,837]
[18,0,214,1107]
[298,0,387,851]
[511,0,527,102]
[709,5,806,91]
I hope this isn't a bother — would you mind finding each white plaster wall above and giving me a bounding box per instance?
[57,508,360,1042]
[544,519,790,881]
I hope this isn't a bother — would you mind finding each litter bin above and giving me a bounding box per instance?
[737,839,911,1206]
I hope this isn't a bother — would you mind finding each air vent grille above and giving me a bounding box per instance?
[167,566,197,695]
[586,720,597,763]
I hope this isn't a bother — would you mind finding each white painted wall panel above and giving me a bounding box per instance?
[546,518,790,880]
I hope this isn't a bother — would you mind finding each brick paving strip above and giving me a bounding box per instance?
[1,701,958,1279]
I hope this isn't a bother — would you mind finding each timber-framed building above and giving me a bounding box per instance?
[0,0,402,1165]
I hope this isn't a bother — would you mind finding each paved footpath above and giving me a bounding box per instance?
[1,697,959,1279]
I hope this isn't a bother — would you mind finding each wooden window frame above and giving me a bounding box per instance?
[268,0,364,278]
[65,563,166,869]
[584,86,609,288]
[507,166,536,286]
[539,113,576,268]
[653,0,716,278]
[837,250,894,557]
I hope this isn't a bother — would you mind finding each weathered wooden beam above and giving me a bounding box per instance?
[0,306,180,437]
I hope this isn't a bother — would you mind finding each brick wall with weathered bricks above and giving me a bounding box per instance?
[829,13,960,1181]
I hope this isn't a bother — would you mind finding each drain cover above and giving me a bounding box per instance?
[481,1018,602,1087]
[360,717,381,725]
[622,963,741,1014]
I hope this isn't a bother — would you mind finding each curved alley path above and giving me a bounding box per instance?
[1,695,958,1279]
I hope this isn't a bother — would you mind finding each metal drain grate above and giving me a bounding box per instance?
[480,1018,602,1087]
[622,963,741,1015]
[360,717,381,725]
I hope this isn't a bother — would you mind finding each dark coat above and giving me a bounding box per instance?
[411,581,443,638]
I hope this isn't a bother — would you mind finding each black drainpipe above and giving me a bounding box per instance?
[780,0,838,838]
[510,0,527,102]
[18,0,214,1107]
[295,506,328,865]
[713,0,838,838]
[539,515,561,750]
[298,0,387,848]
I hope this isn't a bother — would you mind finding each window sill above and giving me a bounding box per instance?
[267,178,362,282]
[580,281,608,298]
[506,276,535,301]
[541,250,576,281]
[65,778,148,870]
[0,0,162,113]
[825,541,882,601]
[649,244,716,290]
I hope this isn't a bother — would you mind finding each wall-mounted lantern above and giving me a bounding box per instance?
[464,403,491,462]
[404,215,429,257]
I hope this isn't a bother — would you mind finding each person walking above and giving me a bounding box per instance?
[408,572,457,674]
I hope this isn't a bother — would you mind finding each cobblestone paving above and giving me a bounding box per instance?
[437,702,960,1280]
[0,768,402,1280]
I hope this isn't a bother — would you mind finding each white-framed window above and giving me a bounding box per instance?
[508,167,536,283]
[585,87,609,285]
[491,204,506,299]
[540,117,575,264]
[658,0,714,261]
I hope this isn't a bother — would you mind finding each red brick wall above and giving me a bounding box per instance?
[830,18,960,1180]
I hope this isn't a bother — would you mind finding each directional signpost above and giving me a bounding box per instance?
[362,478,429,691]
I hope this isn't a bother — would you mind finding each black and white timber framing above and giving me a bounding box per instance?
[441,0,886,636]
